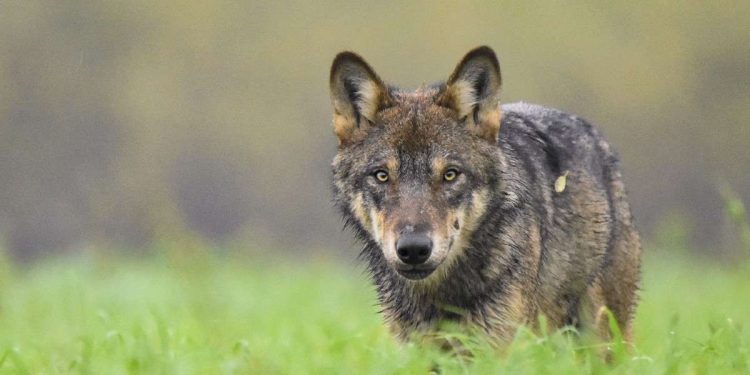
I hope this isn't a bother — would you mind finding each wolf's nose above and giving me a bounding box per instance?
[396,234,432,265]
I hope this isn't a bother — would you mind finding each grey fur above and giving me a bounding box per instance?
[329,47,642,344]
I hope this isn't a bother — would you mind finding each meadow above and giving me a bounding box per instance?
[0,246,747,374]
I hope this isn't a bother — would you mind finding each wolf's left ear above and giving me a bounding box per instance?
[329,52,392,146]
[437,46,502,142]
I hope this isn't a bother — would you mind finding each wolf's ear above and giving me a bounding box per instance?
[329,52,392,146]
[437,46,502,142]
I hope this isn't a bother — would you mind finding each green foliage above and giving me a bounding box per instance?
[0,248,748,373]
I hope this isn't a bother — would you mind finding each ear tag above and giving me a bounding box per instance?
[554,171,570,193]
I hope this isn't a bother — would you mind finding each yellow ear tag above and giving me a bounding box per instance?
[554,171,570,193]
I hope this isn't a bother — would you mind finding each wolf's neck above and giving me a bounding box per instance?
[369,247,517,336]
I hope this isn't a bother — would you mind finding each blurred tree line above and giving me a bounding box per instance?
[1,1,748,260]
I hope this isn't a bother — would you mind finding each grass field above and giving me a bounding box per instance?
[0,247,748,374]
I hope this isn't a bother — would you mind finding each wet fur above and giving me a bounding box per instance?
[329,47,641,344]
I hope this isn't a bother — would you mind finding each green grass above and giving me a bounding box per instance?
[0,248,748,374]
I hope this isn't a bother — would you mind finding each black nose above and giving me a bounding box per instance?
[396,234,432,265]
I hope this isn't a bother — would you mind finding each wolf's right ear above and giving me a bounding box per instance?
[329,52,392,146]
[437,46,502,143]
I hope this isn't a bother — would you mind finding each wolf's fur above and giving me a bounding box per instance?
[329,46,641,344]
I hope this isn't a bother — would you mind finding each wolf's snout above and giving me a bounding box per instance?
[396,234,432,265]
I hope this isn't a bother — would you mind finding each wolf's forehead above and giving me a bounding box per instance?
[392,86,440,100]
[377,91,458,144]
[387,88,442,116]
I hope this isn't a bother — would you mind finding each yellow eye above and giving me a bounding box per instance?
[444,169,459,182]
[374,170,389,182]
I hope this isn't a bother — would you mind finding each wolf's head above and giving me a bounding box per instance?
[330,47,505,283]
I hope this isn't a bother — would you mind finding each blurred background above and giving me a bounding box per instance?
[1,1,749,262]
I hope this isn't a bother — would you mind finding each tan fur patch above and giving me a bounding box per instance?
[474,107,502,141]
[332,112,369,146]
[349,193,370,229]
[370,208,385,245]
[467,189,490,227]
[449,79,478,118]
[431,157,447,176]
[355,79,382,121]
[332,112,352,143]
[527,224,542,275]
[385,157,398,174]
[502,286,528,327]
[472,284,527,343]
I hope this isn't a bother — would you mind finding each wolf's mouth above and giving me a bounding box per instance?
[397,267,436,280]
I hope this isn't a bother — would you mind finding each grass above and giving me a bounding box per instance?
[0,247,748,374]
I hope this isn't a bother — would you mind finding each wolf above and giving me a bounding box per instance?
[328,46,641,345]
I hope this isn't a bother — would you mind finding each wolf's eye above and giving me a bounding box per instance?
[374,170,389,183]
[443,169,459,182]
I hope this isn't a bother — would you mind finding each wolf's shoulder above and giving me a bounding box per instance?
[500,102,595,135]
[498,101,618,177]
[502,102,567,120]
[499,102,609,148]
